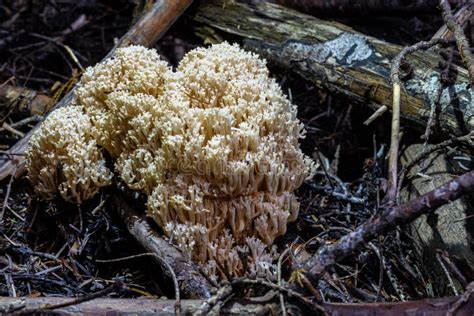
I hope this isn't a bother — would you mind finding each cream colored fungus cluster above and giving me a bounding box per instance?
[26,43,317,281]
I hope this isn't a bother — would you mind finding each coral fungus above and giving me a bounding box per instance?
[26,106,112,204]
[27,43,316,281]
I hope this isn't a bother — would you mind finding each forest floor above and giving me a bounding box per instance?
[0,0,473,314]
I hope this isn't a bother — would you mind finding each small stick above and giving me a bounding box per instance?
[386,82,401,203]
[437,249,468,287]
[433,2,472,40]
[112,194,212,299]
[363,105,388,125]
[232,278,326,313]
[447,282,474,316]
[196,285,233,315]
[7,115,42,130]
[435,252,459,296]
[1,123,24,137]
[0,167,16,221]
[278,248,290,316]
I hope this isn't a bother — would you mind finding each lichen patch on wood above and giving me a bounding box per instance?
[406,74,474,131]
[281,33,374,66]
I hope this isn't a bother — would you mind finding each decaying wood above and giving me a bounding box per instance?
[1,294,473,315]
[303,170,474,282]
[111,194,212,299]
[193,0,473,135]
[0,84,52,116]
[400,144,474,295]
[0,0,193,181]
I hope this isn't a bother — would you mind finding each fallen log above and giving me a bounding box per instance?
[0,0,193,181]
[111,194,213,299]
[192,0,473,135]
[1,294,473,315]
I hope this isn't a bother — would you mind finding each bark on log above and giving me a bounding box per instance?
[192,0,473,134]
[0,0,193,181]
[400,144,474,295]
[111,194,212,299]
[1,295,473,315]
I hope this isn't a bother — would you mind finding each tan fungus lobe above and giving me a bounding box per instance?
[26,106,112,204]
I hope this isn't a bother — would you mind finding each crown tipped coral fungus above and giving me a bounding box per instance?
[75,45,172,158]
[26,106,112,204]
[27,43,316,281]
[140,43,316,280]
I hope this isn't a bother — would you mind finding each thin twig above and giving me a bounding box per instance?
[386,81,401,203]
[446,282,474,316]
[232,278,326,313]
[433,2,473,40]
[437,249,468,288]
[1,123,24,137]
[306,182,366,204]
[363,105,388,125]
[0,167,17,221]
[435,252,458,296]
[196,285,233,315]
